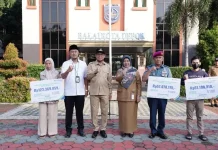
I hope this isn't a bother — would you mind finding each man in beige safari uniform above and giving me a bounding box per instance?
[87,48,112,138]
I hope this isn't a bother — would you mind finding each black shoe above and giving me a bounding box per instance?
[128,133,134,138]
[199,135,208,141]
[121,133,126,137]
[185,133,192,140]
[211,104,214,107]
[91,131,99,138]
[214,104,218,107]
[148,133,156,139]
[100,130,107,138]
[65,132,71,138]
[157,133,168,139]
[77,129,85,137]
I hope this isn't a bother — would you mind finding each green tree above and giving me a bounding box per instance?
[0,0,15,16]
[164,0,211,66]
[196,25,218,71]
[0,0,22,51]
[208,0,218,29]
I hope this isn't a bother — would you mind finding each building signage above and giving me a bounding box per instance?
[77,32,145,41]
[104,4,120,24]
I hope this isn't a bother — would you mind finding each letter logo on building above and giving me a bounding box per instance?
[104,4,120,24]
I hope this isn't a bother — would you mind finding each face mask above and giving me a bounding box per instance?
[192,64,200,69]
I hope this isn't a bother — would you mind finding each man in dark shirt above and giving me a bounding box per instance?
[182,56,208,141]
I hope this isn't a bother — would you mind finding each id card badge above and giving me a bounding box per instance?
[131,93,135,100]
[75,76,80,83]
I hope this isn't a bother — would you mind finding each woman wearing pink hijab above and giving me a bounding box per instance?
[38,58,60,138]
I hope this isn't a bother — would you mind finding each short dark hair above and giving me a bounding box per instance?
[191,56,201,63]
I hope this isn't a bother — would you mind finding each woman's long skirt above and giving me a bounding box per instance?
[118,101,138,133]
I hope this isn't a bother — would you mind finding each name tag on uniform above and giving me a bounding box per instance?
[162,70,167,77]
[75,76,80,83]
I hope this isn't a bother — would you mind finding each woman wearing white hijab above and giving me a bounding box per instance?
[38,58,60,138]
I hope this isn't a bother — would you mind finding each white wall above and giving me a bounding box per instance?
[69,0,100,41]
[124,0,154,42]
[69,0,154,42]
[22,0,40,44]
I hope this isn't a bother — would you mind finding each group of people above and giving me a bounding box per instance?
[37,44,218,142]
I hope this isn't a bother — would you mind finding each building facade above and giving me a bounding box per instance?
[22,0,197,74]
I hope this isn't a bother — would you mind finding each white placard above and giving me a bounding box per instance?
[147,76,181,100]
[185,77,218,100]
[30,79,64,103]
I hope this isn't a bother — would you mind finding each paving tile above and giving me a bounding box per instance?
[14,139,27,144]
[74,139,85,143]
[93,139,104,143]
[53,139,65,144]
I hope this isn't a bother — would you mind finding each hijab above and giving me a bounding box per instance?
[120,55,137,89]
[44,58,57,80]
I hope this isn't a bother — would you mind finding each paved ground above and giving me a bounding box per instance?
[0,91,218,149]
[0,119,218,150]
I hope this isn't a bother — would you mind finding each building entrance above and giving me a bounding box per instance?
[87,54,136,76]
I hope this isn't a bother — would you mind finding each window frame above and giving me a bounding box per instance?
[26,0,37,9]
[75,0,91,10]
[132,0,147,11]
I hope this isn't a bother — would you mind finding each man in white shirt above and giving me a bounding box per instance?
[61,45,88,138]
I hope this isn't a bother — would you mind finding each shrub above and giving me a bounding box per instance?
[0,43,28,79]
[0,77,37,103]
[196,25,218,71]
[170,66,192,97]
[27,64,45,79]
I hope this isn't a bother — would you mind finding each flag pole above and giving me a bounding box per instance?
[109,0,112,74]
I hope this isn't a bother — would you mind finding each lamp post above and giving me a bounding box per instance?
[109,0,112,74]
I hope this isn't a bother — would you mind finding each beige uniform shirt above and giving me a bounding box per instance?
[87,61,112,96]
[208,66,218,76]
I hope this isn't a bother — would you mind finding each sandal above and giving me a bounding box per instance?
[49,134,56,138]
[39,135,46,138]
[199,135,208,141]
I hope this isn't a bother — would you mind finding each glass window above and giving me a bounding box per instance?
[51,50,58,68]
[156,24,163,30]
[156,31,163,49]
[164,31,171,49]
[77,0,90,7]
[156,3,164,22]
[42,2,49,22]
[42,1,67,68]
[43,50,50,62]
[59,50,66,67]
[172,50,179,66]
[59,2,66,22]
[172,36,179,49]
[134,0,146,7]
[27,0,36,6]
[50,24,59,49]
[51,2,57,22]
[59,23,66,49]
[164,51,171,66]
[42,28,50,49]
[164,2,171,14]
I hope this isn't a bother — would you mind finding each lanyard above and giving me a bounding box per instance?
[73,62,79,76]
